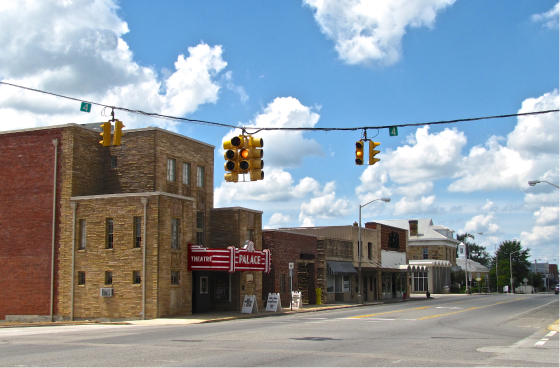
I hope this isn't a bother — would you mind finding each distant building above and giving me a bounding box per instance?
[372,219,459,294]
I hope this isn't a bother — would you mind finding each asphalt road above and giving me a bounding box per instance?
[0,293,558,367]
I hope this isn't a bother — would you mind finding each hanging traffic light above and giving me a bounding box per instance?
[100,121,111,146]
[224,136,242,182]
[369,141,380,165]
[247,136,264,181]
[355,141,364,165]
[113,120,124,146]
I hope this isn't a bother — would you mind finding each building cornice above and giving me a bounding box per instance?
[70,191,195,202]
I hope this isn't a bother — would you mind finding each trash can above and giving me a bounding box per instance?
[403,292,407,300]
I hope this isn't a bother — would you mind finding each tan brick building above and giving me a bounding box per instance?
[1,123,265,321]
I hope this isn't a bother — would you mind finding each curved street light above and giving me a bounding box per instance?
[358,198,390,304]
[528,180,559,188]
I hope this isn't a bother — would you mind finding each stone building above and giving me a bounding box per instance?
[0,123,264,322]
[373,219,458,294]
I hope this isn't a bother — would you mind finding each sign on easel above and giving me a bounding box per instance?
[266,293,282,312]
[241,295,259,314]
[291,291,302,310]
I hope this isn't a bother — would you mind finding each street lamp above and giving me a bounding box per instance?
[358,197,390,304]
[464,233,483,294]
[528,180,559,188]
[510,250,520,294]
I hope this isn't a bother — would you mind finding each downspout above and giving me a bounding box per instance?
[50,138,59,322]
[70,201,77,321]
[141,197,148,320]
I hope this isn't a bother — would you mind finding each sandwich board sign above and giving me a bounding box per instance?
[265,293,282,312]
[291,291,302,310]
[241,295,259,314]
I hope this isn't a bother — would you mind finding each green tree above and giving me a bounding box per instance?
[457,233,490,267]
[489,240,530,292]
[531,273,544,291]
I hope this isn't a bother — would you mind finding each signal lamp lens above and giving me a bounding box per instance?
[239,161,249,171]
[225,149,236,160]
[225,161,236,171]
[240,149,249,159]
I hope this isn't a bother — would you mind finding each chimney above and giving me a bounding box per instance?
[409,220,418,237]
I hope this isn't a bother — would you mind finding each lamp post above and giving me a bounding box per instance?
[528,180,559,188]
[358,197,390,304]
[495,244,499,293]
[510,250,519,294]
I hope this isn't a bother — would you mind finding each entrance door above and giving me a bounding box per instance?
[363,277,368,301]
[192,271,210,313]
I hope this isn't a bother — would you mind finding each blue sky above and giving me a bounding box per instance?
[0,0,558,262]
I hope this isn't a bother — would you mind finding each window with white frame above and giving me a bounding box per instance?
[167,158,176,182]
[197,166,204,187]
[422,247,429,259]
[183,162,191,186]
[414,271,428,291]
[106,218,114,249]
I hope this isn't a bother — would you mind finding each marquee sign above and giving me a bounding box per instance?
[188,244,271,273]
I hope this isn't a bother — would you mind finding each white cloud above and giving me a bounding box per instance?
[460,214,500,234]
[393,195,439,216]
[303,0,455,65]
[395,181,434,197]
[299,182,352,224]
[0,0,228,131]
[223,71,249,103]
[292,177,321,198]
[383,126,467,183]
[534,206,559,226]
[265,213,291,229]
[480,200,497,213]
[449,90,559,192]
[531,3,559,29]
[520,206,559,254]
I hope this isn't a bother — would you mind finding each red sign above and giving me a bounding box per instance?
[188,244,271,273]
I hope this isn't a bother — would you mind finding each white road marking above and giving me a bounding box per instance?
[545,331,557,337]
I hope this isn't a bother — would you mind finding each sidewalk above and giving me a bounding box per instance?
[0,295,429,328]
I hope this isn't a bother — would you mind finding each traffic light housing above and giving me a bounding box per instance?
[369,141,380,165]
[355,141,364,165]
[113,120,124,146]
[100,121,111,146]
[224,136,242,182]
[247,136,264,181]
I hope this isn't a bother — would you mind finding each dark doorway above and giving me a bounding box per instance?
[192,271,210,313]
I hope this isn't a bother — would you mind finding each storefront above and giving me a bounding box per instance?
[188,243,271,312]
[327,261,357,302]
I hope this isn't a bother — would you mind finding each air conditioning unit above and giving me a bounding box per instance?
[100,288,113,297]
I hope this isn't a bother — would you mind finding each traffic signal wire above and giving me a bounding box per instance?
[1,81,558,132]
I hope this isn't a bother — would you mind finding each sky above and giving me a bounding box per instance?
[0,0,558,263]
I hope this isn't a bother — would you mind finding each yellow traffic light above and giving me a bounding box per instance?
[369,141,380,165]
[113,120,124,146]
[99,121,111,146]
[355,141,364,165]
[224,136,243,182]
[247,136,264,181]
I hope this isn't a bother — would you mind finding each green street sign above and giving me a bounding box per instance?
[80,102,91,113]
[389,127,398,136]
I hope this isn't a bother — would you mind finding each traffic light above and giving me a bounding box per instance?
[223,136,242,182]
[100,121,111,146]
[113,120,124,146]
[355,141,364,165]
[369,141,380,165]
[247,136,264,181]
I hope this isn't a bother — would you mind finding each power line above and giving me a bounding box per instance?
[1,81,558,133]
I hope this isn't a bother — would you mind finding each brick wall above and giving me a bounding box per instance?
[366,222,407,253]
[262,231,318,307]
[0,128,63,319]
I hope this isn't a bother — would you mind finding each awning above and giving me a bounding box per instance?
[327,261,358,275]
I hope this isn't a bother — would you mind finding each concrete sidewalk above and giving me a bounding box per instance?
[0,295,429,328]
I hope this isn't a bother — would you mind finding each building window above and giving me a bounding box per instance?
[459,247,464,254]
[247,229,254,242]
[388,231,399,249]
[200,276,209,294]
[133,216,142,248]
[183,162,191,186]
[171,218,180,249]
[105,271,113,285]
[78,219,86,250]
[196,211,204,246]
[110,156,117,169]
[422,248,428,260]
[167,158,176,182]
[197,166,204,187]
[106,218,114,249]
[171,271,180,285]
[133,271,141,284]
[367,242,373,260]
[78,271,86,285]
[414,271,428,292]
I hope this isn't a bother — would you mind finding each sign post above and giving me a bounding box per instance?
[289,262,294,311]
